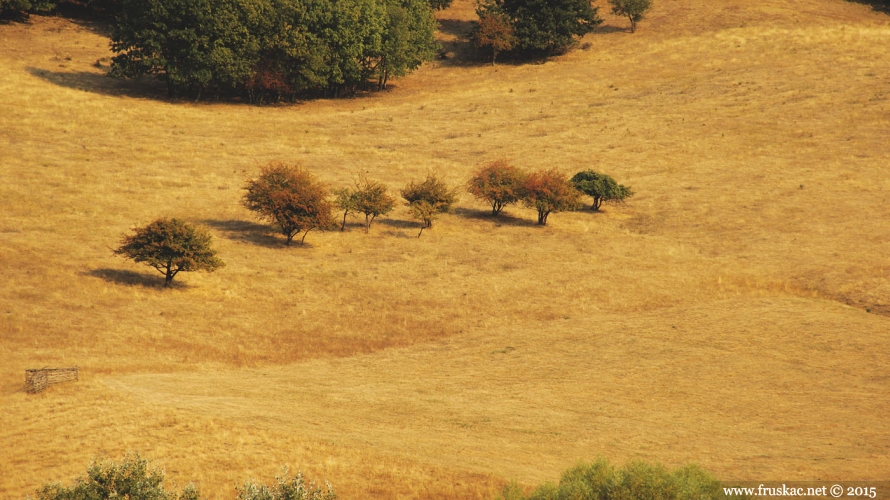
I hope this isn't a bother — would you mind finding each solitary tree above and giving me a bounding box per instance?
[466,159,526,215]
[114,218,224,287]
[608,0,651,33]
[242,162,335,245]
[522,169,581,225]
[570,170,634,211]
[471,12,517,65]
[401,173,459,235]
[334,175,396,232]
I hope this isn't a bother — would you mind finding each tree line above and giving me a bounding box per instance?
[1,0,437,100]
[114,160,633,286]
[109,0,438,100]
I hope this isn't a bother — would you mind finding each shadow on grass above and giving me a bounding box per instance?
[202,219,314,248]
[453,207,538,227]
[844,0,890,13]
[378,217,420,229]
[27,67,168,100]
[85,268,187,289]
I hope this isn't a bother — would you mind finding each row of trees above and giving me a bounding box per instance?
[114,161,631,286]
[107,0,438,100]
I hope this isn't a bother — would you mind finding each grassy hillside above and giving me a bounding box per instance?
[1,0,889,498]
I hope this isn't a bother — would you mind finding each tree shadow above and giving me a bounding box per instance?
[378,217,420,229]
[452,207,537,227]
[26,67,168,100]
[591,24,629,34]
[844,0,890,13]
[84,268,187,289]
[201,219,294,248]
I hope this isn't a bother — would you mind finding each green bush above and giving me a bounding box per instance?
[236,469,337,500]
[496,458,737,500]
[32,453,201,500]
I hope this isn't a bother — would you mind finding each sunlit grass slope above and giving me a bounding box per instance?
[1,0,889,497]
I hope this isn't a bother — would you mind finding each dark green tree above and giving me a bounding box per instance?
[114,218,224,287]
[110,0,264,99]
[376,0,438,90]
[478,0,601,52]
[570,170,633,211]
[608,0,651,33]
[242,162,335,245]
[427,0,452,9]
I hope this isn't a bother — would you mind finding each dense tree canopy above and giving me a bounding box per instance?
[570,170,633,211]
[109,0,438,100]
[114,218,224,286]
[466,159,526,215]
[401,173,458,235]
[477,0,601,52]
[242,162,335,245]
[522,169,581,225]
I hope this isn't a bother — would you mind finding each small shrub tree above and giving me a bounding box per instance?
[522,169,581,225]
[471,12,517,65]
[569,170,633,211]
[334,175,396,232]
[608,0,651,33]
[495,458,729,500]
[237,468,337,500]
[401,173,458,236]
[466,159,526,215]
[114,218,224,287]
[34,453,202,500]
[242,162,335,245]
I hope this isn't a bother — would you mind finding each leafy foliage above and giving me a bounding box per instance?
[0,0,54,17]
[376,0,439,90]
[496,458,731,500]
[114,218,224,286]
[242,162,335,245]
[477,0,601,53]
[470,12,517,65]
[401,173,458,234]
[109,0,438,100]
[334,175,396,232]
[466,159,526,215]
[33,453,202,500]
[428,0,452,9]
[236,468,337,500]
[569,170,633,211]
[608,0,651,33]
[521,169,581,225]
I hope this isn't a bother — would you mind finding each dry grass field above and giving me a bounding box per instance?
[1,0,889,497]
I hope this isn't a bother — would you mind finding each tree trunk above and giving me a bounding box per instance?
[629,16,636,33]
[164,261,174,286]
[301,228,313,245]
[341,210,349,231]
[538,210,549,225]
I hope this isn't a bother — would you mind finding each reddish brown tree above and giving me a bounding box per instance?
[471,13,517,65]
[242,162,335,245]
[467,159,527,215]
[522,168,582,225]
